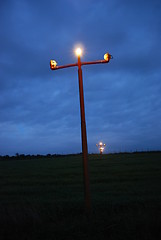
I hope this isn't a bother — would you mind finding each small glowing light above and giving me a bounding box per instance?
[96,141,106,155]
[50,60,57,69]
[104,53,110,61]
[75,48,82,56]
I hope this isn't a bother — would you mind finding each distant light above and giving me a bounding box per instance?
[96,141,106,155]
[50,60,57,69]
[75,48,82,56]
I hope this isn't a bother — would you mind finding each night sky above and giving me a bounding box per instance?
[0,0,161,156]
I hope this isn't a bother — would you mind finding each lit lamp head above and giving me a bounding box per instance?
[75,48,82,57]
[100,147,104,153]
[104,53,112,62]
[50,60,57,69]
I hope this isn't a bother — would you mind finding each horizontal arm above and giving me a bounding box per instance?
[50,63,78,70]
[81,59,109,66]
[50,59,110,70]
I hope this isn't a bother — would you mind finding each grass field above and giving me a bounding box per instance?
[0,152,161,240]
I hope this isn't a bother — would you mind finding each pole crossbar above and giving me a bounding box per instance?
[51,63,77,70]
[50,59,109,70]
[81,59,109,66]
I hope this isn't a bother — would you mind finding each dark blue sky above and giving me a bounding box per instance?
[0,0,161,155]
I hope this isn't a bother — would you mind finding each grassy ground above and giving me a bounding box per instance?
[0,152,161,240]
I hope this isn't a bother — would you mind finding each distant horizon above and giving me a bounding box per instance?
[1,149,161,158]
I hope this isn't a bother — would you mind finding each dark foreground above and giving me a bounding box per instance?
[0,152,161,240]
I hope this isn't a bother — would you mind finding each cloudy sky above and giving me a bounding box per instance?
[0,0,161,155]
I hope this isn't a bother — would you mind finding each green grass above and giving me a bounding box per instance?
[0,152,161,240]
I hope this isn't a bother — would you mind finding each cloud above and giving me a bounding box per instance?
[0,0,161,155]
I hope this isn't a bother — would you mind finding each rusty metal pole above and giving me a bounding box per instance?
[50,51,113,213]
[77,55,91,212]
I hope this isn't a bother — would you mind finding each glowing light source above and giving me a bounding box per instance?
[104,53,111,62]
[75,48,82,56]
[50,60,57,69]
[100,147,104,153]
[96,141,106,155]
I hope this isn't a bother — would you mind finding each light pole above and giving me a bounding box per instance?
[50,48,112,212]
[76,48,90,211]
